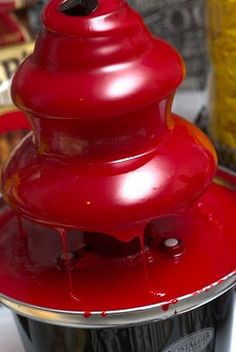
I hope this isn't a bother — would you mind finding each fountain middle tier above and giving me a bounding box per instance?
[2,115,216,240]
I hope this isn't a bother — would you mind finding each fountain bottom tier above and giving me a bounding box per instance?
[0,171,235,327]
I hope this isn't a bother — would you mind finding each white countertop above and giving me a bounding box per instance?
[173,90,207,123]
[0,308,24,352]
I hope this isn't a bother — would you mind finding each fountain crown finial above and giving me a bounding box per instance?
[59,0,99,16]
[43,0,127,36]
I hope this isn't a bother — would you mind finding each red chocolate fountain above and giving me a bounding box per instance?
[0,0,235,351]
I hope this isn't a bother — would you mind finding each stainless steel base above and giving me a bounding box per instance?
[13,288,235,352]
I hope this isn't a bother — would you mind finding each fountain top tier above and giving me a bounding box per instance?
[1,0,216,241]
[12,0,185,119]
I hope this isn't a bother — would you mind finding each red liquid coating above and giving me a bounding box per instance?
[2,0,216,242]
[2,115,216,241]
[0,182,235,312]
[0,0,227,316]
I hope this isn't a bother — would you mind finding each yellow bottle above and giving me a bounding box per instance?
[207,0,236,168]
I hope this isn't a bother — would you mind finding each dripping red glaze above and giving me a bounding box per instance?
[83,311,92,319]
[0,183,235,312]
[161,299,179,312]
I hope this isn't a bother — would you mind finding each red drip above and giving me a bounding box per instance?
[57,228,80,304]
[161,304,170,312]
[83,311,91,319]
[161,299,179,312]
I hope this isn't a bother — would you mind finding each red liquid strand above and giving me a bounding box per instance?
[14,214,34,271]
[139,234,166,302]
[57,228,80,304]
[16,214,26,239]
[139,234,150,295]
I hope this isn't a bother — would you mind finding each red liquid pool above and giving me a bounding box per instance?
[0,182,235,313]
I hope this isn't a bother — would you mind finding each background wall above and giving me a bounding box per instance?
[28,0,209,92]
[129,0,209,91]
